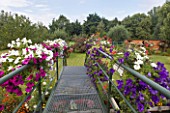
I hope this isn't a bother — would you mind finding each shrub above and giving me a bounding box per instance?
[71,37,86,53]
[52,30,68,40]
[107,25,129,43]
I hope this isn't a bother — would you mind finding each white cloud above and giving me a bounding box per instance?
[79,0,86,4]
[0,0,32,8]
[139,0,165,10]
[34,4,48,8]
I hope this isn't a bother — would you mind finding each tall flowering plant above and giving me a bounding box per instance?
[85,42,170,112]
[0,38,68,112]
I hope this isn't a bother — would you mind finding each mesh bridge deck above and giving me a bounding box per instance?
[43,66,106,113]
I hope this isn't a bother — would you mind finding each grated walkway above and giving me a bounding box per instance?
[43,66,106,113]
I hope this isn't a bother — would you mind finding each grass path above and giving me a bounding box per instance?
[67,53,86,66]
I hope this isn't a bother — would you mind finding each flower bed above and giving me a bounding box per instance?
[0,38,68,112]
[85,37,170,112]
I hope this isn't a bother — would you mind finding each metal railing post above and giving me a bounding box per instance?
[107,71,112,113]
[37,64,42,113]
[56,49,59,80]
[38,77,42,113]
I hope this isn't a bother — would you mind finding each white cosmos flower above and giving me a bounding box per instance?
[16,42,21,47]
[28,39,32,44]
[140,47,146,52]
[11,41,15,44]
[137,60,143,65]
[117,52,123,55]
[134,64,140,70]
[42,82,47,85]
[127,49,132,52]
[33,105,37,109]
[1,57,7,62]
[151,63,157,68]
[16,38,20,42]
[8,66,13,71]
[144,55,149,59]
[8,58,14,62]
[22,37,27,44]
[7,43,11,48]
[14,57,21,64]
[22,49,27,55]
[10,44,14,48]
[25,103,28,107]
[45,91,49,95]
[36,49,42,55]
[136,54,143,60]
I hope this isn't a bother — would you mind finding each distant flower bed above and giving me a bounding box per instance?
[85,38,170,112]
[0,38,67,111]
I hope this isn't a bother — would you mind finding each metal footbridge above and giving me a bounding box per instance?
[43,66,105,113]
[0,48,170,113]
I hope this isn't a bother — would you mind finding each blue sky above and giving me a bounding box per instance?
[0,0,165,27]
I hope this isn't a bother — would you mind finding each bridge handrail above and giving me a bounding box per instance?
[86,48,170,113]
[97,49,170,99]
[0,49,67,113]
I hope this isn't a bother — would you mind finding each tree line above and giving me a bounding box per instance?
[0,1,170,50]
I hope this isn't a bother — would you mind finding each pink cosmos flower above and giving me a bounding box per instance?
[0,104,4,111]
[0,71,4,77]
[33,58,37,64]
[26,74,33,80]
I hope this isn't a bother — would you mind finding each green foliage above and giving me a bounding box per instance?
[157,2,170,41]
[49,15,70,32]
[52,30,68,40]
[0,10,50,50]
[122,13,152,39]
[83,13,101,35]
[65,20,82,36]
[107,25,129,42]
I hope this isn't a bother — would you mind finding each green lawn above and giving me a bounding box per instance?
[0,49,8,55]
[67,53,86,66]
[150,55,170,72]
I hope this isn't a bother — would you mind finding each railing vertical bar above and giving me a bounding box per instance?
[96,62,137,113]
[12,82,40,113]
[107,71,112,113]
[56,52,59,80]
[38,77,42,113]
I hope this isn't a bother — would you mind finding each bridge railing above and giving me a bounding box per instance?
[0,49,67,113]
[85,48,170,113]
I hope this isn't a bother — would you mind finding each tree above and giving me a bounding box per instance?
[148,6,161,38]
[157,2,170,41]
[107,25,129,43]
[122,13,152,39]
[65,20,82,36]
[83,13,101,35]
[97,20,105,33]
[49,15,70,33]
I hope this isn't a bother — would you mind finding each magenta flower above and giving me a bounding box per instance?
[0,71,4,77]
[53,43,59,48]
[26,87,32,93]
[14,88,23,96]
[33,58,37,64]
[41,52,47,60]
[53,52,58,57]
[22,58,31,65]
[0,104,4,111]
[35,73,40,81]
[39,68,46,77]
[26,82,34,87]
[26,74,33,80]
